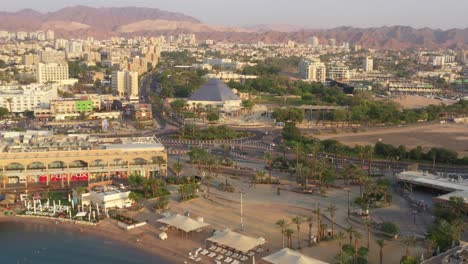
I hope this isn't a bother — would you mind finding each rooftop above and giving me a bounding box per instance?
[397,171,468,192]
[188,78,240,102]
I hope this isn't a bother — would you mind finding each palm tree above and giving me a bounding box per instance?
[306,216,314,246]
[364,219,371,250]
[204,174,213,197]
[336,231,346,260]
[172,161,183,177]
[353,231,362,263]
[345,226,355,244]
[447,196,466,219]
[402,236,416,257]
[6,98,12,113]
[285,228,294,249]
[313,207,322,243]
[255,171,266,182]
[264,152,273,183]
[279,144,287,160]
[326,204,337,237]
[424,238,436,259]
[276,219,287,248]
[0,173,5,189]
[363,145,374,176]
[291,216,303,249]
[376,239,385,264]
[153,156,166,177]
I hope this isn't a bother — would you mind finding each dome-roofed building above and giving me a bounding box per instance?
[187,78,242,112]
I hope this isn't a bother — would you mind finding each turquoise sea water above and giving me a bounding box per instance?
[0,221,170,264]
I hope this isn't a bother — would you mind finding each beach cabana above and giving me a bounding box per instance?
[206,228,266,253]
[262,248,329,264]
[157,214,210,233]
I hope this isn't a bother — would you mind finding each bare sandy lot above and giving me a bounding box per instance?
[384,95,457,109]
[315,123,468,157]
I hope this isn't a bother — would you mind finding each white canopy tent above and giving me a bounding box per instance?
[157,214,210,233]
[206,229,266,253]
[262,248,329,264]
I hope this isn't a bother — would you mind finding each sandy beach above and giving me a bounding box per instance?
[0,214,208,264]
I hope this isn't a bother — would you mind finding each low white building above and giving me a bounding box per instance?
[0,83,59,112]
[82,190,132,209]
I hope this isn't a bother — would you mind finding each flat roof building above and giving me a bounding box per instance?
[0,134,167,188]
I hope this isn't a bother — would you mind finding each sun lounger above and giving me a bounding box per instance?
[226,251,233,257]
[208,252,217,258]
[195,258,201,262]
[240,256,248,261]
[216,261,222,264]
[215,247,223,253]
[247,252,255,257]
[216,255,224,261]
[221,249,228,254]
[224,257,232,263]
[209,246,217,251]
[256,248,264,253]
[232,260,240,264]
[201,249,209,255]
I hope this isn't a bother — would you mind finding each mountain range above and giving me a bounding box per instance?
[1,6,468,49]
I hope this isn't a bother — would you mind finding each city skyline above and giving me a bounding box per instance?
[3,0,468,30]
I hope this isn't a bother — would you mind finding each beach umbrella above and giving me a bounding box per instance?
[53,203,56,214]
[71,199,74,209]
[33,201,36,213]
[252,256,255,264]
[69,209,72,219]
[96,204,100,217]
[88,212,91,222]
[92,211,96,221]
[47,198,50,207]
[59,200,61,206]
[68,193,71,202]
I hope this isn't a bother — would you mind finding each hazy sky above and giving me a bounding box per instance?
[3,0,468,29]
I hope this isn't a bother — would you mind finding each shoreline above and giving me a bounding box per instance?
[0,215,203,264]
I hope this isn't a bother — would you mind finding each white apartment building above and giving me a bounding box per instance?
[299,59,327,82]
[36,63,69,84]
[328,38,336,48]
[46,30,55,41]
[327,65,352,80]
[309,36,319,47]
[112,71,139,98]
[16,31,28,40]
[363,56,374,72]
[0,83,59,112]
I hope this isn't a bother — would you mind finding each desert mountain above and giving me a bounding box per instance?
[0,6,467,49]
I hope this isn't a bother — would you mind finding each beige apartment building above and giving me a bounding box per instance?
[112,70,139,98]
[299,59,327,82]
[36,63,69,83]
[22,53,40,66]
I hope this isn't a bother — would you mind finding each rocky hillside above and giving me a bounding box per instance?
[0,6,467,49]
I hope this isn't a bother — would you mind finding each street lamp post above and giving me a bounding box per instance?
[347,189,351,219]
[240,192,244,231]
